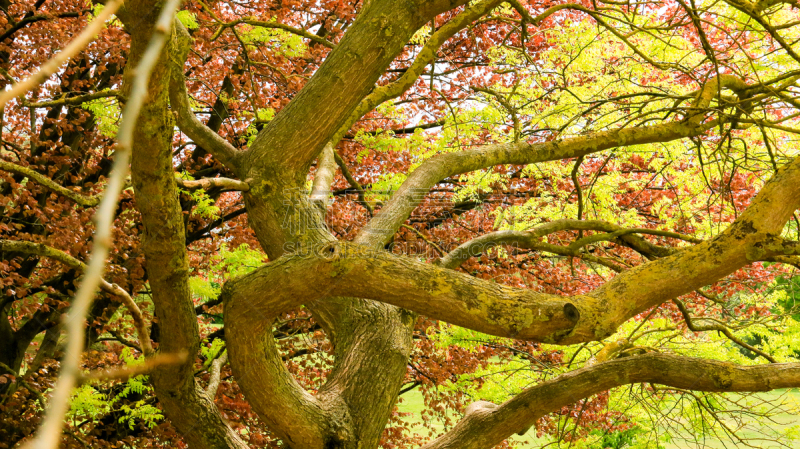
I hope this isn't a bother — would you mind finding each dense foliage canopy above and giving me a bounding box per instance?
[2,0,800,448]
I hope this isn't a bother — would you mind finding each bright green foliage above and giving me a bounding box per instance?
[177,172,220,219]
[176,10,198,30]
[201,338,226,362]
[213,243,267,278]
[409,23,430,45]
[117,402,164,430]
[430,324,504,352]
[585,427,654,449]
[66,384,109,424]
[113,348,164,430]
[81,94,120,138]
[201,339,227,371]
[239,24,307,57]
[351,4,799,245]
[419,272,800,448]
[188,275,220,301]
[66,348,164,431]
[245,108,276,146]
[189,244,268,301]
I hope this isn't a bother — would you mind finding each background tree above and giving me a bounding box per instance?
[2,0,800,448]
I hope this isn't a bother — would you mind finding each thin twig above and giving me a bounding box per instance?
[0,0,122,109]
[0,240,152,355]
[673,299,776,363]
[401,224,445,257]
[333,151,374,215]
[79,352,188,383]
[0,160,102,206]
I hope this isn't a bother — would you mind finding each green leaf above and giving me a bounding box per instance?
[177,10,199,30]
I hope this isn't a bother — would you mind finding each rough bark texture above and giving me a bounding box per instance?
[421,353,800,449]
[104,1,800,448]
[120,2,247,448]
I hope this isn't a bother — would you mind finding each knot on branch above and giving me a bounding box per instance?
[563,303,580,323]
[318,242,340,261]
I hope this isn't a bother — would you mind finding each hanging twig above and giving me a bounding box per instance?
[673,299,776,363]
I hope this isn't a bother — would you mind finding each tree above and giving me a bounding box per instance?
[2,0,800,448]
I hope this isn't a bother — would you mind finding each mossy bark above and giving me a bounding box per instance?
[120,2,247,448]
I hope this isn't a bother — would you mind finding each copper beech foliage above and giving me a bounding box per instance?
[1,0,800,448]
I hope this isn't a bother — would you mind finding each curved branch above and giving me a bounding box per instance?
[438,219,686,269]
[357,75,751,247]
[421,353,800,449]
[225,154,800,367]
[168,21,240,169]
[672,299,776,363]
[356,120,720,247]
[0,240,153,356]
[211,19,335,48]
[567,227,701,252]
[0,160,101,207]
[223,242,581,346]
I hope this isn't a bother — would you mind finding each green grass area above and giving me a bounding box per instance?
[395,388,800,449]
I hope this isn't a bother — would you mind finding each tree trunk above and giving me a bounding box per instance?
[119,2,247,448]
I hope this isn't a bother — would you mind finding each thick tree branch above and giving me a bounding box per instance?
[26,0,173,446]
[225,154,800,354]
[117,5,249,448]
[309,141,336,207]
[421,353,800,449]
[168,22,240,169]
[241,0,471,177]
[176,175,250,192]
[357,75,750,247]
